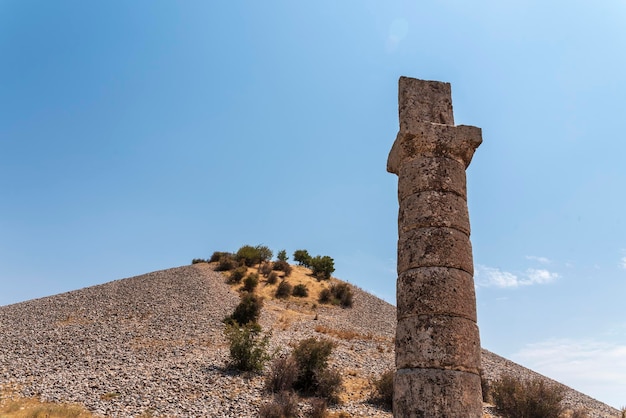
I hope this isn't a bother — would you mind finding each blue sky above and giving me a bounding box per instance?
[2,0,626,409]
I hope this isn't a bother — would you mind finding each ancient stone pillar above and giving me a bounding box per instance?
[387,77,483,418]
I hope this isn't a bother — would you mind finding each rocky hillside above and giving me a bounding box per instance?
[0,264,620,417]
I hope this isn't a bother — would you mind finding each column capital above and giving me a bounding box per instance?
[387,123,482,174]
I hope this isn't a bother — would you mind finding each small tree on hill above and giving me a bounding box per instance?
[310,255,335,280]
[277,249,288,262]
[293,249,312,267]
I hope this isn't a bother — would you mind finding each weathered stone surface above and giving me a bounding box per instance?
[388,124,482,174]
[396,157,467,200]
[397,267,477,321]
[389,76,483,418]
[399,191,470,235]
[398,77,454,128]
[396,315,481,373]
[394,368,483,418]
[397,227,473,274]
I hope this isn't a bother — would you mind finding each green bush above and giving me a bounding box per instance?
[265,355,299,393]
[224,322,271,372]
[491,374,565,418]
[216,254,238,271]
[315,368,342,404]
[318,283,353,308]
[259,391,298,418]
[243,273,259,292]
[310,256,335,280]
[292,337,336,395]
[267,271,279,285]
[292,284,308,298]
[309,398,327,418]
[318,288,332,304]
[236,244,273,267]
[277,249,288,262]
[228,266,248,284]
[210,251,231,263]
[260,262,273,277]
[225,293,263,326]
[275,280,292,299]
[293,249,312,267]
[371,369,393,409]
[191,258,207,264]
[273,260,292,277]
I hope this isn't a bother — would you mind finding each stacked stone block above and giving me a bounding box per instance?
[387,77,483,418]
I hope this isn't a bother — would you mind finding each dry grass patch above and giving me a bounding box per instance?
[0,389,94,418]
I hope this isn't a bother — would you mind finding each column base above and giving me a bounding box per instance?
[394,368,483,418]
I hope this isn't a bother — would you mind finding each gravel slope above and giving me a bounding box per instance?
[0,264,619,417]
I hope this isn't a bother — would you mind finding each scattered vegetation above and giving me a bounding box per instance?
[224,322,271,372]
[191,258,207,264]
[309,398,328,418]
[264,337,342,405]
[236,245,273,267]
[242,273,259,292]
[275,280,293,299]
[370,369,394,409]
[224,293,263,326]
[260,262,273,277]
[292,337,340,400]
[216,254,238,271]
[277,249,288,262]
[272,260,292,277]
[258,391,299,418]
[265,356,299,394]
[318,283,353,308]
[490,374,565,418]
[291,284,308,298]
[227,266,248,284]
[293,249,312,267]
[310,255,335,280]
[267,271,279,285]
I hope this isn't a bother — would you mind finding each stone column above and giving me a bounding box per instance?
[387,77,483,418]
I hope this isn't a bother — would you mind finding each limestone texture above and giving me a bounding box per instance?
[388,76,483,417]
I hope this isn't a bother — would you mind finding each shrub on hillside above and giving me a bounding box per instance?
[292,337,338,397]
[292,284,308,298]
[191,258,207,264]
[318,283,353,308]
[272,260,292,277]
[224,322,271,372]
[227,266,248,284]
[491,374,565,418]
[275,280,293,299]
[309,398,327,418]
[277,249,288,262]
[259,391,298,418]
[315,368,342,404]
[293,249,312,267]
[216,254,238,271]
[236,244,273,267]
[242,273,259,292]
[260,262,273,277]
[310,255,335,280]
[370,369,393,409]
[224,293,263,326]
[265,355,299,394]
[210,251,232,263]
[267,271,279,285]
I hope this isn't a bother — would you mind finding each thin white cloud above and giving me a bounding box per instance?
[620,256,626,270]
[526,255,551,264]
[512,338,626,409]
[475,265,559,288]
